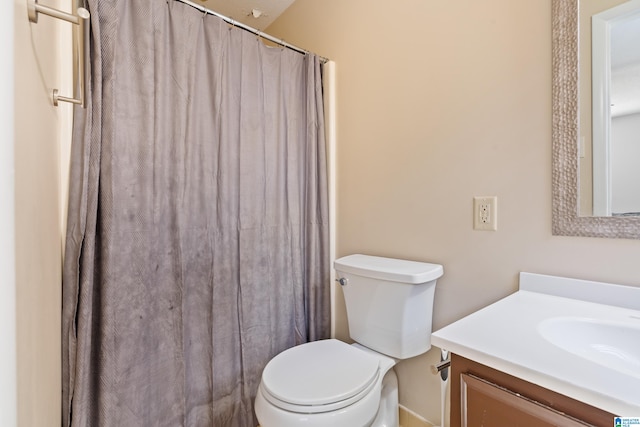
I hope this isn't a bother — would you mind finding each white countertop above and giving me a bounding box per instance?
[431,272,640,416]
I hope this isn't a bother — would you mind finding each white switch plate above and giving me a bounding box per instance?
[473,196,497,231]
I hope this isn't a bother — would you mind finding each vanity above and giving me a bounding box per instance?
[432,273,640,427]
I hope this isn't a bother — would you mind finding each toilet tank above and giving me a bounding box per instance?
[334,254,443,359]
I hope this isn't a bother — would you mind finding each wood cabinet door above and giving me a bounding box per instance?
[451,354,616,427]
[461,373,595,427]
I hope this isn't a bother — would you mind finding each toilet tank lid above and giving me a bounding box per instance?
[334,254,443,284]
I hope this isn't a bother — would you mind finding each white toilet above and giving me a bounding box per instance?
[254,254,444,427]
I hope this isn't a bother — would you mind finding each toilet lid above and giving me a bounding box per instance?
[261,339,380,409]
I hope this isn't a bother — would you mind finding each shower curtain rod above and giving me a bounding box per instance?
[176,0,328,63]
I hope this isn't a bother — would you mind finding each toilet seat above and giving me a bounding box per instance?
[260,339,380,414]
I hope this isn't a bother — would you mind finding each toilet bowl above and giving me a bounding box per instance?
[254,339,397,427]
[255,254,444,427]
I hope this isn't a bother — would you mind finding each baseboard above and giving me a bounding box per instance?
[399,405,434,427]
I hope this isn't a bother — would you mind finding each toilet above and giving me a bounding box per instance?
[254,254,444,427]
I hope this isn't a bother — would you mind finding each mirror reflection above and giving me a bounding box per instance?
[579,0,640,217]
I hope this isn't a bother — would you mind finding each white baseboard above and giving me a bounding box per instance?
[399,405,434,427]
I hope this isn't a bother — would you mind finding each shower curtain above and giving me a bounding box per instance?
[61,1,330,425]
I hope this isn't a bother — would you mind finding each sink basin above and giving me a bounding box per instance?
[538,316,640,379]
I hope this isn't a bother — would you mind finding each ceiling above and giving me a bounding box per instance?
[191,0,295,30]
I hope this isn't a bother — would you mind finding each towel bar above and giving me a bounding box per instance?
[27,0,90,107]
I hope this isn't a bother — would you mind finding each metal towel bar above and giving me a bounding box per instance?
[28,0,90,107]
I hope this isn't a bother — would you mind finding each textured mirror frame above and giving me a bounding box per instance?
[552,0,640,239]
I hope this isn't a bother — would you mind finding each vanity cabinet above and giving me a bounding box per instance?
[450,354,616,427]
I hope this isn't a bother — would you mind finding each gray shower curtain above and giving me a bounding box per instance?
[61,1,330,425]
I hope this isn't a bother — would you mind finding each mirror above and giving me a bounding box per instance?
[579,0,640,217]
[552,0,640,238]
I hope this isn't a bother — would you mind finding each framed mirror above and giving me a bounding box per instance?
[552,0,640,238]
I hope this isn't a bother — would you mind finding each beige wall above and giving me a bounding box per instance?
[268,0,640,424]
[14,0,72,424]
[1,3,17,425]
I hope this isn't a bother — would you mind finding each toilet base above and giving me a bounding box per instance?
[370,368,399,427]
